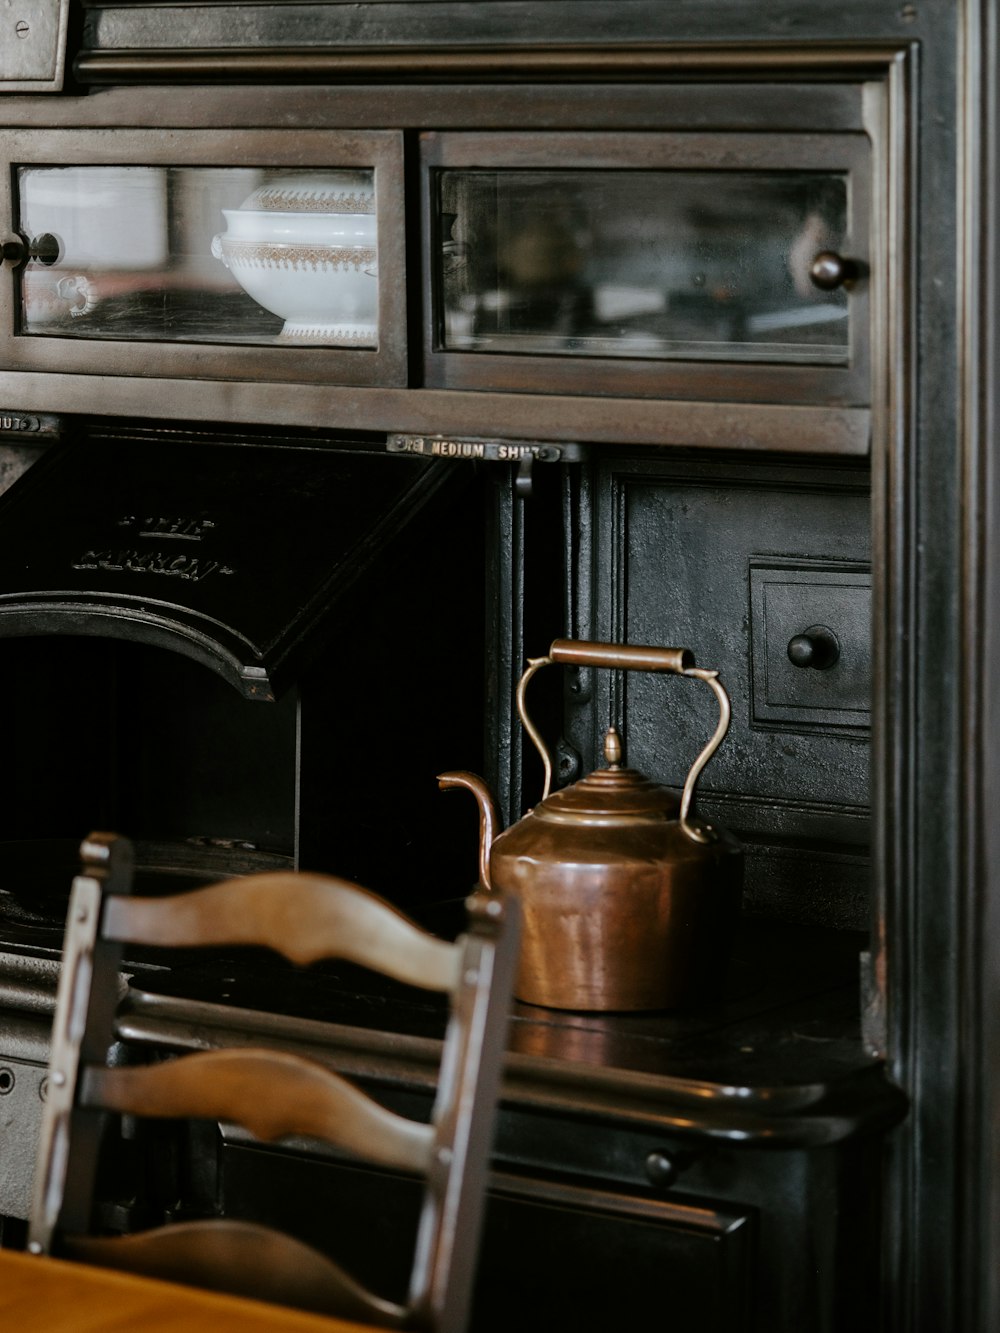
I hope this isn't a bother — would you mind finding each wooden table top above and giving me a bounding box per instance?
[0,1247,376,1332]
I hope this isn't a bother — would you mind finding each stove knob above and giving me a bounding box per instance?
[787,625,841,670]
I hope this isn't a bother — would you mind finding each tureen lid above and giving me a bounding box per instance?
[237,172,374,216]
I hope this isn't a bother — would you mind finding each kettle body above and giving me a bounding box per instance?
[442,640,743,1013]
[491,764,742,1011]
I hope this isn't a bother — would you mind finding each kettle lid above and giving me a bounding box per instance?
[536,728,680,821]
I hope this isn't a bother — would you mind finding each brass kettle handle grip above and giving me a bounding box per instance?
[517,641,730,844]
[549,639,694,673]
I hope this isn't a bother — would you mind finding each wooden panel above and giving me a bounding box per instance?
[0,1246,384,1333]
[0,372,872,452]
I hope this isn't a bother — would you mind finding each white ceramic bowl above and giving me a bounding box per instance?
[211,173,378,345]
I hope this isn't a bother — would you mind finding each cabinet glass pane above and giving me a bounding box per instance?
[18,166,379,348]
[437,171,849,364]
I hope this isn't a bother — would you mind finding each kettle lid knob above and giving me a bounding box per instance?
[603,727,623,769]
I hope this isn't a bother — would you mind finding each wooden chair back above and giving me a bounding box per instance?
[29,832,520,1333]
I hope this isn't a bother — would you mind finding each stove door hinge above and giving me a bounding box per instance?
[859,948,887,1059]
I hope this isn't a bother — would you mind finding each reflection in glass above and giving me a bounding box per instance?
[18,166,378,348]
[437,170,850,364]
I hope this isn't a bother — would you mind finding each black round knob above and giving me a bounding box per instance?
[809,250,858,291]
[645,1148,698,1190]
[645,1151,679,1188]
[787,625,841,671]
[29,233,60,266]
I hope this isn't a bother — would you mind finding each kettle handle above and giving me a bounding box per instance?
[517,639,731,845]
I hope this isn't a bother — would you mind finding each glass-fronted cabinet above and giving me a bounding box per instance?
[0,130,406,385]
[422,132,871,404]
[0,111,876,427]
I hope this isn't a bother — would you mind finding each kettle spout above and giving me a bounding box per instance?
[437,770,498,892]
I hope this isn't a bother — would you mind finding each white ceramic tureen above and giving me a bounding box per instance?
[211,172,377,345]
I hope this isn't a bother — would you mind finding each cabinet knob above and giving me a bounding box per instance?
[809,250,858,291]
[1,232,60,267]
[787,625,841,670]
[645,1149,697,1189]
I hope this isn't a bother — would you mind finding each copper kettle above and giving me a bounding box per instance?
[440,639,742,1012]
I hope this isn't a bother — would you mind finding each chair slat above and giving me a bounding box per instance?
[82,1049,435,1174]
[103,872,461,990]
[66,1219,409,1327]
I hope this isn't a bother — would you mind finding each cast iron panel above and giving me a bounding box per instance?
[221,1143,755,1333]
[572,456,871,926]
[0,435,446,700]
[589,458,870,809]
[0,1054,47,1220]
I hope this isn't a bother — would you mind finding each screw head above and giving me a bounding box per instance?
[645,1151,679,1188]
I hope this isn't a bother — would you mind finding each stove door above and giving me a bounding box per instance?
[0,434,447,699]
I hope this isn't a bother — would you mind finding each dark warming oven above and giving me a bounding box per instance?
[0,5,998,1333]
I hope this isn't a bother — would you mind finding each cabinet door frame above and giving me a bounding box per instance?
[0,127,407,387]
[421,129,872,406]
